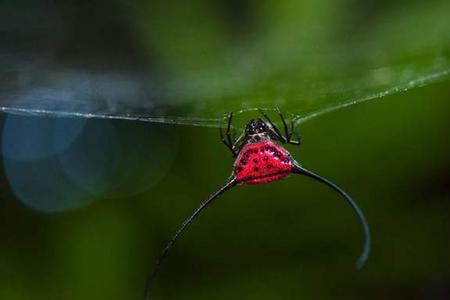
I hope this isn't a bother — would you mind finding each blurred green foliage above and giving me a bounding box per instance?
[127,0,450,117]
[1,0,450,299]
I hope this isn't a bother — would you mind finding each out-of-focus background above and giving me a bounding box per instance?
[1,0,450,299]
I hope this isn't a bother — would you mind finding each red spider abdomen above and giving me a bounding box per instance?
[233,141,293,184]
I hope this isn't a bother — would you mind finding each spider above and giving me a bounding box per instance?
[144,109,371,299]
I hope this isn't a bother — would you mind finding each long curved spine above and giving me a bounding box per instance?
[144,177,237,300]
[292,163,371,269]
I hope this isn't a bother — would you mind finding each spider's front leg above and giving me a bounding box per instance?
[258,109,287,143]
[275,108,301,146]
[219,112,238,157]
[285,120,302,146]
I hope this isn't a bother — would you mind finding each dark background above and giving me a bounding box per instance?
[0,0,450,299]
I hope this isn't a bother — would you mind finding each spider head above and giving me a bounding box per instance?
[245,118,270,135]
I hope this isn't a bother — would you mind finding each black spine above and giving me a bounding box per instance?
[292,163,371,269]
[144,176,238,299]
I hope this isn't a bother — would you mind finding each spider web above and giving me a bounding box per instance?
[1,0,449,127]
[1,63,449,128]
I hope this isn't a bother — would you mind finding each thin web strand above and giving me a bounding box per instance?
[1,67,449,128]
[294,67,450,125]
[0,106,221,128]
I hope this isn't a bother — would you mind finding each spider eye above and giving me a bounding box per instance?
[245,118,269,135]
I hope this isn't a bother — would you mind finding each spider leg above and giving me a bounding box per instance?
[219,113,236,155]
[219,123,228,147]
[275,107,291,142]
[226,112,234,147]
[275,108,301,146]
[144,177,238,300]
[287,120,302,146]
[231,132,246,157]
[232,127,238,148]
[219,130,231,150]
[258,109,286,143]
